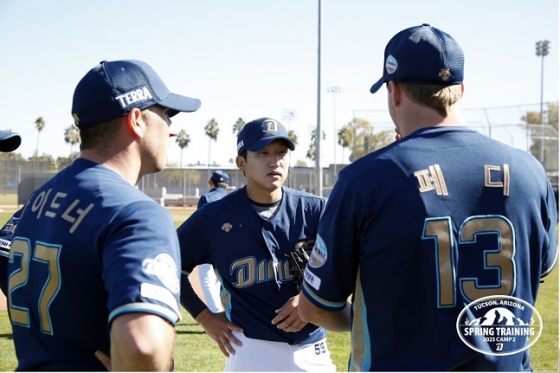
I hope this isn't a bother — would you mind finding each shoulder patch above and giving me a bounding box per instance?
[142,253,180,294]
[308,235,327,268]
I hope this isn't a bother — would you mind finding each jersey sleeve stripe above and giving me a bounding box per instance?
[108,302,181,325]
[301,281,347,311]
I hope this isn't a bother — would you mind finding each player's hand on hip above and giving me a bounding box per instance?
[272,295,308,333]
[195,309,243,357]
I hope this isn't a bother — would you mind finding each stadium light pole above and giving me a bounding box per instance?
[315,0,322,197]
[281,109,297,188]
[281,109,297,131]
[535,40,550,164]
[327,86,341,178]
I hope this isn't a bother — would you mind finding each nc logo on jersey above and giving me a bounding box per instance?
[142,253,180,294]
[456,295,543,356]
[308,235,327,268]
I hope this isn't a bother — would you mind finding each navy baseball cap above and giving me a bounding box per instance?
[72,60,201,129]
[237,118,295,155]
[370,23,464,94]
[211,170,229,183]
[0,130,22,152]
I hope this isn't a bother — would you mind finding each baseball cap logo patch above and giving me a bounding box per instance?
[385,55,398,75]
[438,69,452,81]
[115,86,154,109]
[262,119,278,133]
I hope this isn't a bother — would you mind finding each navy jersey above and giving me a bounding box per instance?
[0,208,21,296]
[197,187,228,209]
[178,186,327,345]
[302,127,558,371]
[7,158,181,371]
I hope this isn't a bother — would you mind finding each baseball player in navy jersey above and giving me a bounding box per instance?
[0,130,22,296]
[177,118,336,372]
[197,170,229,313]
[299,24,558,371]
[5,60,201,371]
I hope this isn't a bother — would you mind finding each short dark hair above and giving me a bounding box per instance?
[80,116,123,151]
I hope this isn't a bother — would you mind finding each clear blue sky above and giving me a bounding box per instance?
[0,0,558,167]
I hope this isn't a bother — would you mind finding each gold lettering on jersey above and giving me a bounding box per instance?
[44,192,68,218]
[232,258,256,288]
[484,164,510,196]
[31,189,53,218]
[414,164,448,195]
[231,257,296,288]
[61,200,95,234]
[30,188,95,234]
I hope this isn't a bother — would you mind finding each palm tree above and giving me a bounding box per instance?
[337,125,354,163]
[306,129,326,162]
[64,124,81,155]
[176,129,190,168]
[288,130,298,147]
[204,118,220,179]
[232,117,246,135]
[338,118,393,162]
[176,129,191,198]
[34,117,45,156]
[286,129,299,188]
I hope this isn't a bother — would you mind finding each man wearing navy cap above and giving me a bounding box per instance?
[6,60,201,371]
[198,170,230,209]
[0,130,21,152]
[0,130,21,299]
[196,170,230,313]
[299,24,557,371]
[177,118,336,371]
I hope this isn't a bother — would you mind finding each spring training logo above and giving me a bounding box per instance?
[456,295,543,356]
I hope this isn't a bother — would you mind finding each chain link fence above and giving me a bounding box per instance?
[1,104,558,206]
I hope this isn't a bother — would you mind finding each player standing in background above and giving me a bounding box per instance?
[177,118,336,372]
[6,60,201,371]
[299,24,558,371]
[0,130,22,296]
[195,170,230,313]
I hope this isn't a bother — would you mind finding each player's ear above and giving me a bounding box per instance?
[236,155,246,171]
[124,108,143,139]
[388,81,401,107]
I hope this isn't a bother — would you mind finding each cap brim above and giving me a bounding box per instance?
[247,136,296,152]
[0,130,22,152]
[369,77,386,94]
[160,93,201,117]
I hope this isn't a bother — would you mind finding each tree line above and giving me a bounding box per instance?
[1,103,557,173]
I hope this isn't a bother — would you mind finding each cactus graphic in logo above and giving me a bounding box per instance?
[456,295,543,356]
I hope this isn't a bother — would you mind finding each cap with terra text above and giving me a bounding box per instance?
[237,118,295,155]
[0,130,22,152]
[370,23,464,94]
[72,60,201,129]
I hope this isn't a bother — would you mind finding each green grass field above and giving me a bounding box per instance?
[0,206,558,371]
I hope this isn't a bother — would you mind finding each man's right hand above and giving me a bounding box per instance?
[195,309,244,357]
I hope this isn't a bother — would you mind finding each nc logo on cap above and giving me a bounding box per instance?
[262,119,278,133]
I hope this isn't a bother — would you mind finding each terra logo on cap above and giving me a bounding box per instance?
[71,60,201,130]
